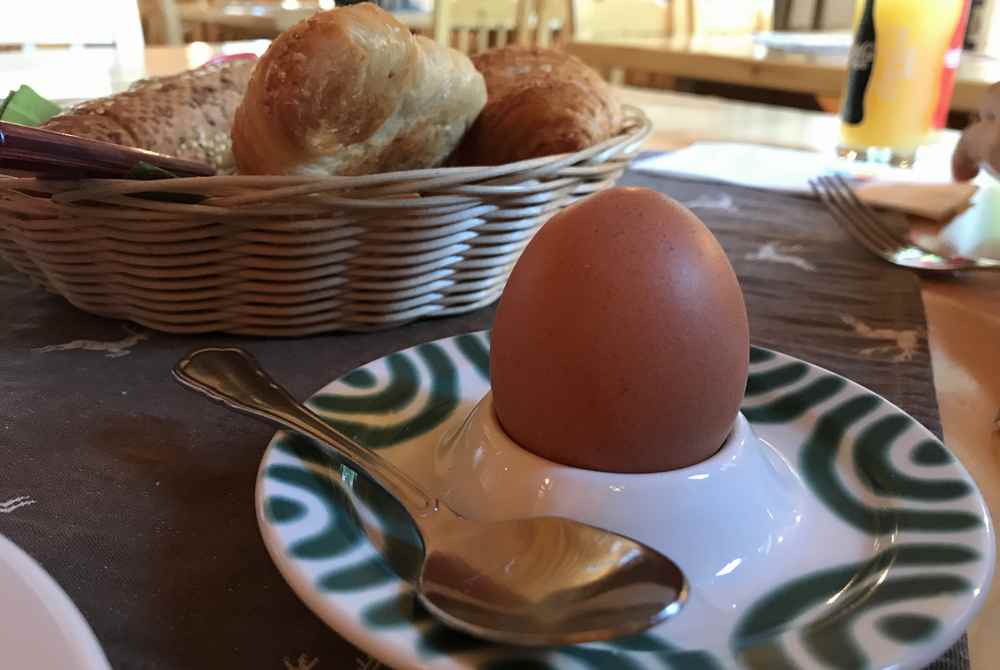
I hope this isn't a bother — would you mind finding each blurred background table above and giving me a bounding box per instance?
[0,38,998,668]
[566,32,1000,114]
[8,0,1000,120]
[170,0,432,42]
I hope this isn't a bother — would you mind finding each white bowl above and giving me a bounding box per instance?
[432,393,811,611]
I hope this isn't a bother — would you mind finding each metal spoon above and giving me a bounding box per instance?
[172,347,687,647]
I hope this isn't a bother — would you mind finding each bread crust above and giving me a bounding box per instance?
[455,47,622,165]
[41,60,254,170]
[231,4,487,176]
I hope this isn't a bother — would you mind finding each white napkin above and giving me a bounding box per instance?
[633,143,825,194]
[631,142,952,195]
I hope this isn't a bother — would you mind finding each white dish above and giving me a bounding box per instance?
[0,533,110,670]
[435,395,809,611]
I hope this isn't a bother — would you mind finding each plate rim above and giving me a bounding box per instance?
[0,533,111,670]
[254,468,427,670]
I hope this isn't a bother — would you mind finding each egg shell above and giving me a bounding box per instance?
[490,186,749,473]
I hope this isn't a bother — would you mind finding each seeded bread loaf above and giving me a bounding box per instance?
[41,59,254,171]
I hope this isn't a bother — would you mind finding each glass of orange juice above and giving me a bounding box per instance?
[838,0,970,166]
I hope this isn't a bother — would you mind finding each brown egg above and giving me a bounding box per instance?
[490,187,749,473]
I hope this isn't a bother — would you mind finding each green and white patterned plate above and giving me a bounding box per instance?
[255,332,995,670]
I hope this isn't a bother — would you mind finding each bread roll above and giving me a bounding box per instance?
[42,59,254,170]
[455,47,622,166]
[231,4,487,176]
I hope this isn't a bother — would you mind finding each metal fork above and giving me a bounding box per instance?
[809,174,1000,272]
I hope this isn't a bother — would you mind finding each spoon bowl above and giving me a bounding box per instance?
[172,347,686,647]
[419,515,686,646]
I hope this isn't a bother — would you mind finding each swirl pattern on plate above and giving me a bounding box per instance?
[258,333,992,670]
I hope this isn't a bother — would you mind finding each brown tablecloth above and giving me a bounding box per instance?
[0,166,968,669]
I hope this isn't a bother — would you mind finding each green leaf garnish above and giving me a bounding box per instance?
[0,85,62,126]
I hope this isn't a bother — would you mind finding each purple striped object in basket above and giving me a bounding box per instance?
[0,121,215,179]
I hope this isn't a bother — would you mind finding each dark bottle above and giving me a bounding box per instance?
[842,0,877,125]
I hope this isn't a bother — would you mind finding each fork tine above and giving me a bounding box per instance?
[819,177,913,260]
[810,177,891,260]
[828,175,916,248]
[813,177,894,255]
[824,177,907,253]
[812,176,985,272]
[827,175,946,258]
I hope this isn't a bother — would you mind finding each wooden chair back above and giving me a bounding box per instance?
[530,0,571,48]
[568,0,671,84]
[140,0,184,45]
[688,0,773,36]
[568,0,772,84]
[570,0,673,40]
[570,0,772,40]
[432,0,528,54]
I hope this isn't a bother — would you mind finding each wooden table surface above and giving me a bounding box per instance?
[1,40,997,668]
[567,33,1000,114]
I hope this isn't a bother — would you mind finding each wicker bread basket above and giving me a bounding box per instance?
[0,106,650,336]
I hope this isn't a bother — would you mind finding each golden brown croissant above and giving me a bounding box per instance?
[231,4,487,176]
[42,59,254,170]
[455,47,622,166]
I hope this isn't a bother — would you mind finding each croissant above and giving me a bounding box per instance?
[455,47,622,166]
[42,59,254,170]
[231,4,487,176]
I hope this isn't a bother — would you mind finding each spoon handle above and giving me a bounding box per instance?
[172,347,434,515]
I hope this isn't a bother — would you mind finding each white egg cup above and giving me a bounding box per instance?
[433,393,810,611]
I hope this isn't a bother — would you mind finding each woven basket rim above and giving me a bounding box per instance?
[0,105,651,191]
